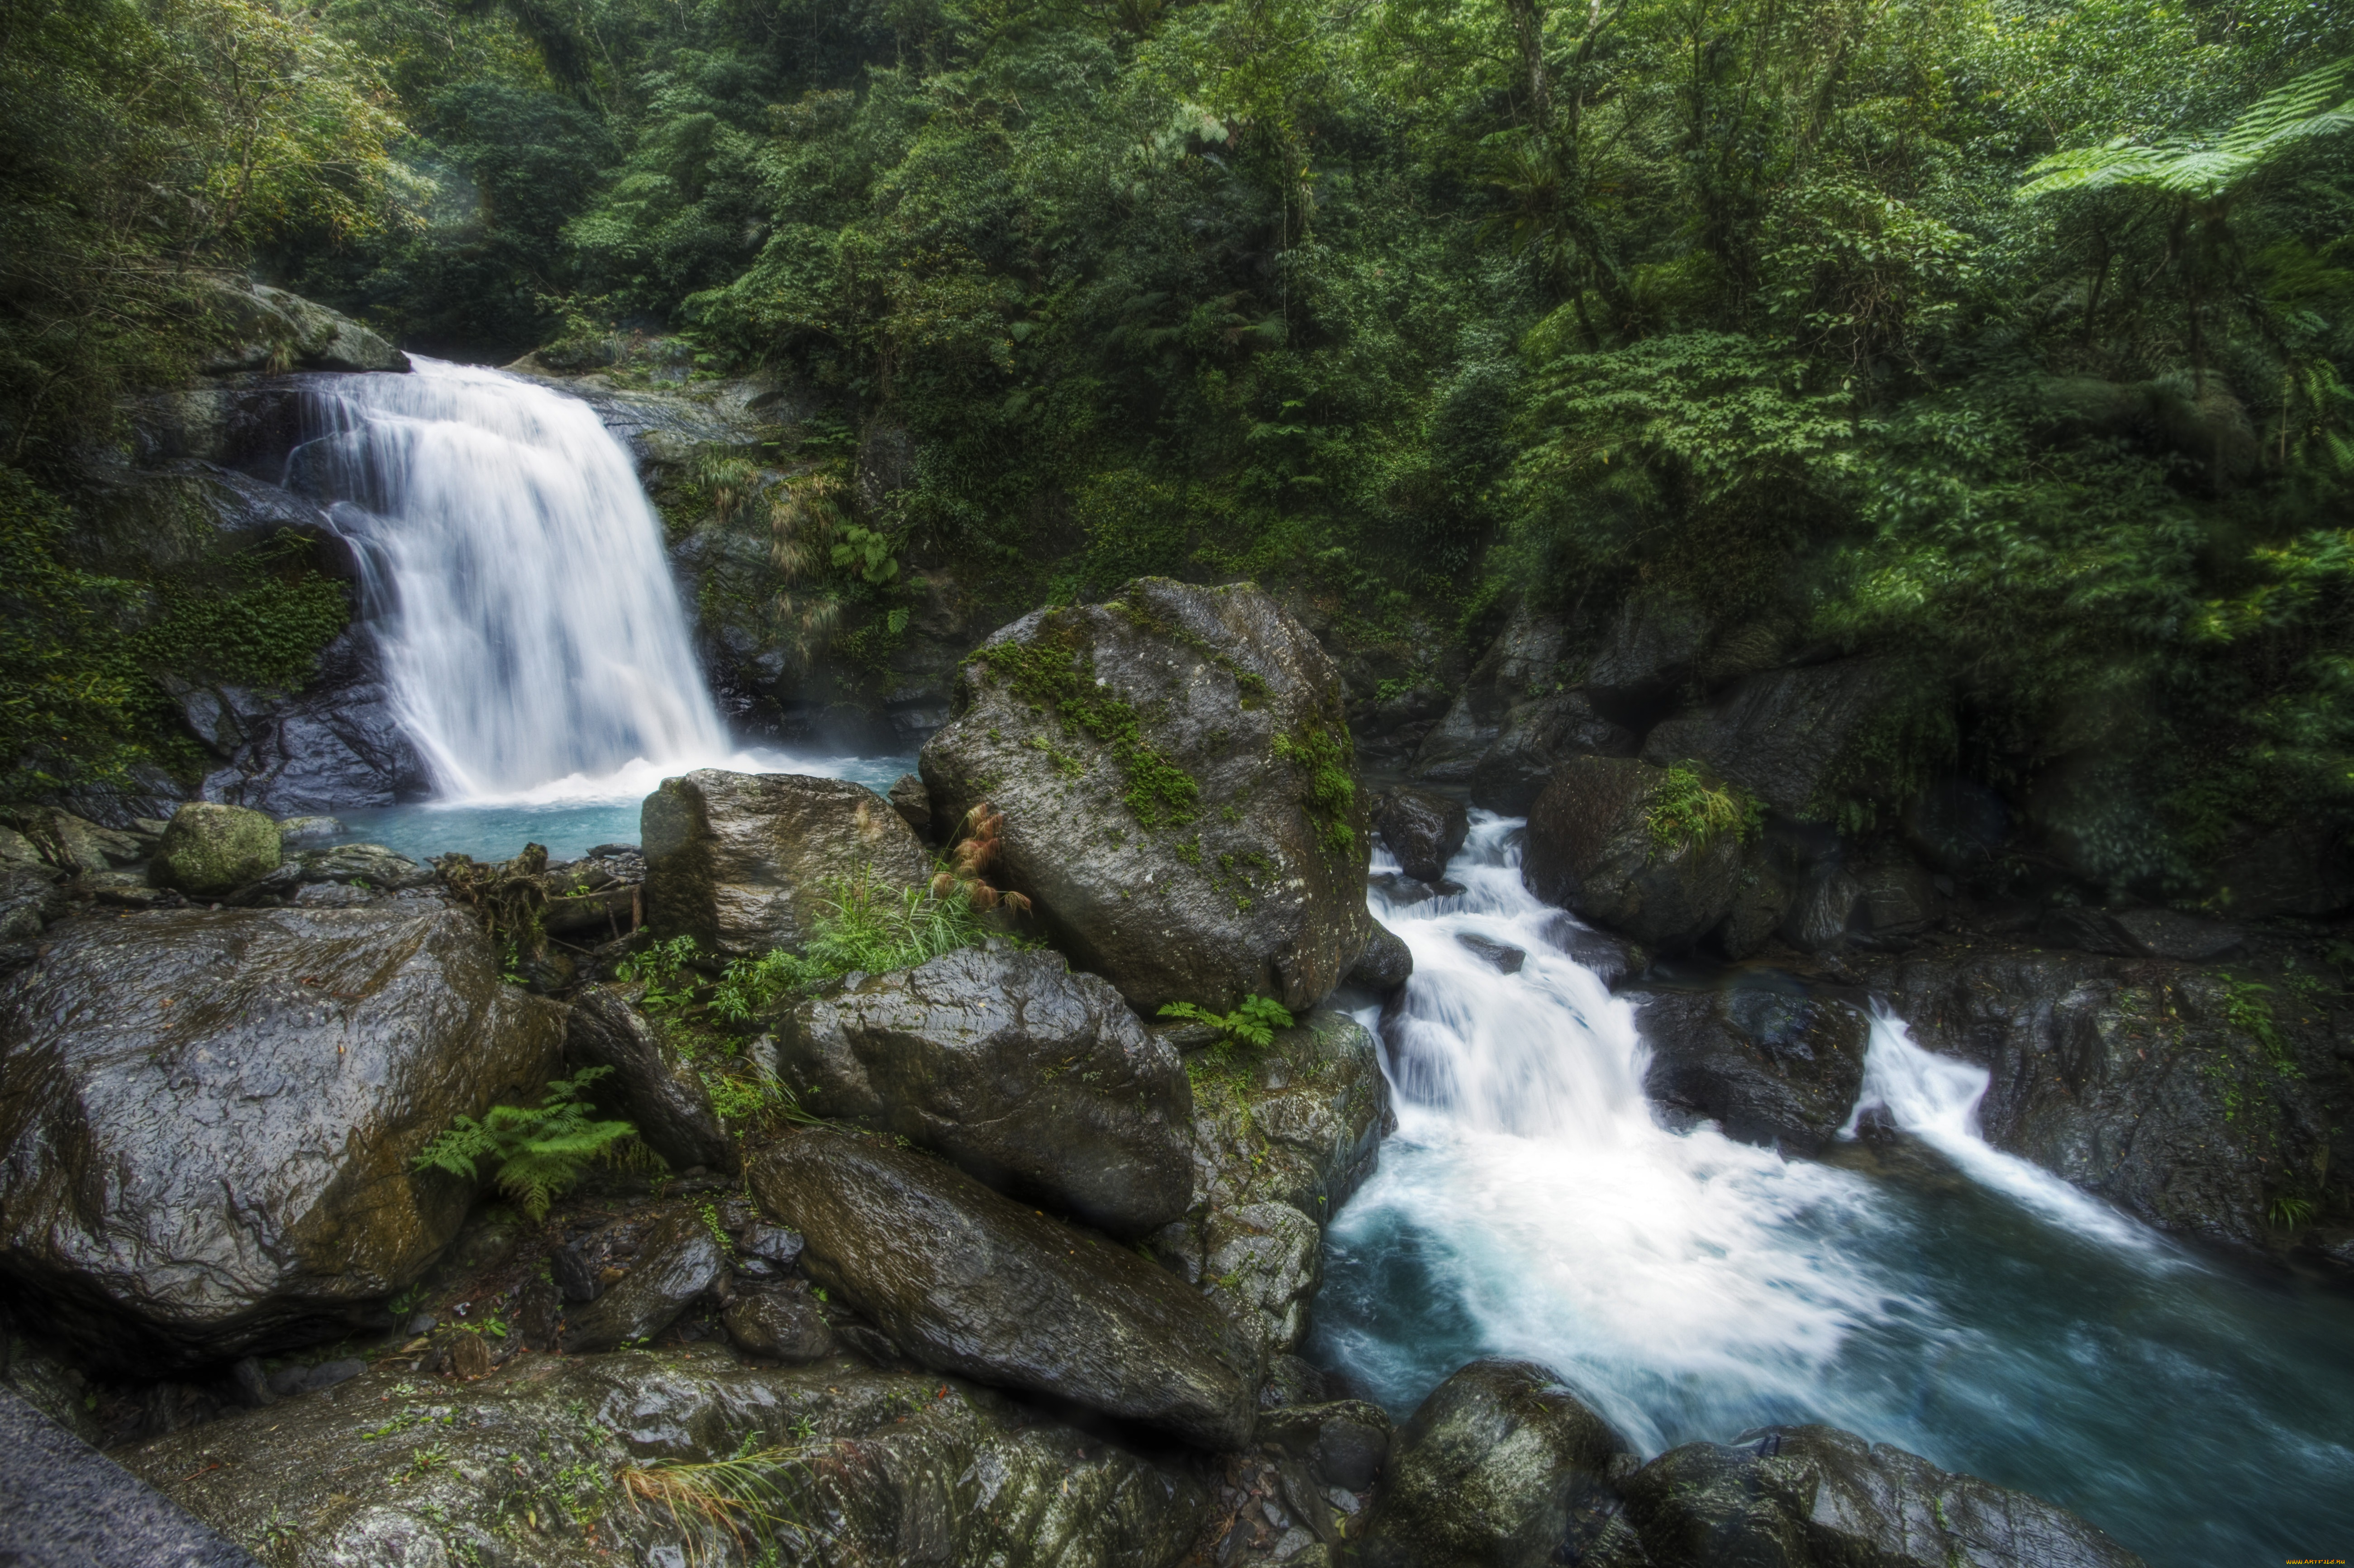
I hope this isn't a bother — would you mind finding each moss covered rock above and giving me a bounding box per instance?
[1522,756,1751,951]
[152,802,282,896]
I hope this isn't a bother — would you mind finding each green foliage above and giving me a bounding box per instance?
[1159,994,1294,1050]
[1272,722,1357,857]
[705,866,1003,1020]
[411,1068,650,1222]
[617,935,705,1011]
[0,469,139,801]
[830,524,900,584]
[1646,765,1763,856]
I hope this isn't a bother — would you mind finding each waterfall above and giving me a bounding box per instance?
[1314,815,2354,1566]
[288,357,729,800]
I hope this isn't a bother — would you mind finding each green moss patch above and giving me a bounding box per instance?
[971,615,1202,829]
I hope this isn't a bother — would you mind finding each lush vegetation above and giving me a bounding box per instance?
[5,0,2352,884]
[412,1066,649,1220]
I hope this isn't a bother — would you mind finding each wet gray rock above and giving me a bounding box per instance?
[888,770,934,838]
[273,815,343,846]
[750,1129,1261,1449]
[1356,1358,1635,1568]
[1347,922,1415,994]
[2042,905,2246,963]
[1258,1400,1395,1493]
[560,1211,726,1353]
[774,947,1193,1237]
[0,906,565,1372]
[1374,789,1469,883]
[1199,1201,1323,1359]
[2,806,145,873]
[1470,691,1638,815]
[1523,757,1746,950]
[566,985,735,1175]
[292,841,435,891]
[721,1283,838,1361]
[1622,1424,2145,1568]
[1585,591,1711,714]
[1,1386,257,1568]
[1857,947,2343,1247]
[1456,933,1526,974]
[1635,983,1872,1155]
[1640,657,1903,822]
[0,864,67,941]
[642,769,931,958]
[920,578,1374,1016]
[1537,915,1646,987]
[123,1349,1209,1568]
[182,633,430,815]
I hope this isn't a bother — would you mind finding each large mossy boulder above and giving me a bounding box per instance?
[123,1349,1209,1568]
[1635,982,1873,1155]
[773,947,1193,1237]
[1622,1424,2145,1568]
[1523,756,1746,950]
[919,577,1373,1015]
[641,769,930,958]
[1356,1359,1635,1568]
[152,801,281,897]
[200,280,411,375]
[1150,1007,1395,1356]
[0,907,564,1372]
[750,1130,1260,1449]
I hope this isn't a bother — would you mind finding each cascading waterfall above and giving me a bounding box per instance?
[289,357,730,799]
[1313,814,2354,1567]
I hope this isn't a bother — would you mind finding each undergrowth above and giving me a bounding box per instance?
[1646,764,1763,856]
[412,1068,653,1221]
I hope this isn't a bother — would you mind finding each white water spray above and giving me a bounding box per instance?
[291,358,729,799]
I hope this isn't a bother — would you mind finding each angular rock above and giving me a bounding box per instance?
[1780,864,1865,951]
[152,802,281,896]
[774,947,1193,1237]
[2,807,144,873]
[641,769,931,958]
[184,634,430,815]
[749,1130,1261,1449]
[0,865,67,942]
[273,815,343,846]
[560,1211,726,1353]
[0,906,565,1372]
[722,1284,838,1362]
[888,771,934,838]
[1357,1358,1635,1568]
[1347,922,1415,995]
[1523,757,1746,950]
[1636,984,1873,1155]
[1200,1201,1323,1360]
[1639,658,1903,821]
[1468,691,1637,815]
[2111,907,2244,961]
[1258,1400,1395,1493]
[293,841,435,891]
[1622,1424,2145,1568]
[920,578,1374,1015]
[1456,933,1526,974]
[123,1350,1208,1568]
[1374,789,1470,883]
[567,985,735,1176]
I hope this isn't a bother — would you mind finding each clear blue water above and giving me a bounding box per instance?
[322,750,917,863]
[1312,822,2354,1568]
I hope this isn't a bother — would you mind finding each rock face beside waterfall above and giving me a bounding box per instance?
[1148,1008,1395,1357]
[1522,756,1748,950]
[1635,982,1873,1155]
[121,1351,1209,1568]
[0,906,564,1373]
[920,577,1375,1015]
[641,769,931,957]
[1359,1358,2146,1568]
[772,947,1195,1238]
[749,1130,1262,1449]
[1856,945,2348,1248]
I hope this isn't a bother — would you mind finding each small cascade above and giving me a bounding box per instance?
[288,358,729,799]
[1313,814,2354,1567]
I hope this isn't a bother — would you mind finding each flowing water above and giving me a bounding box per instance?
[1312,815,2354,1566]
[281,358,911,860]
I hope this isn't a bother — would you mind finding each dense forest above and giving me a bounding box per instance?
[4,0,2351,897]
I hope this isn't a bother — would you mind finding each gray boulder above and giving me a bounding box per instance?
[0,906,564,1372]
[1374,788,1470,882]
[123,1349,1208,1568]
[1356,1358,1635,1568]
[749,1130,1261,1449]
[1636,984,1873,1154]
[919,578,1374,1015]
[292,842,435,891]
[1523,757,1747,950]
[1347,922,1415,994]
[559,1211,726,1353]
[181,634,429,815]
[774,947,1193,1237]
[200,280,410,375]
[887,771,933,838]
[642,769,931,958]
[566,985,735,1175]
[1622,1424,2145,1568]
[0,865,67,942]
[1640,658,1904,820]
[722,1284,838,1361]
[1468,691,1636,814]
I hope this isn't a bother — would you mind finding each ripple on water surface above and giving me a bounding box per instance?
[1312,815,2354,1568]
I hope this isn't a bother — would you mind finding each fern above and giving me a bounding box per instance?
[1158,994,1295,1050]
[413,1068,651,1222]
[2018,56,2354,202]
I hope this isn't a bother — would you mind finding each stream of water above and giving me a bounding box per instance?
[1312,815,2354,1567]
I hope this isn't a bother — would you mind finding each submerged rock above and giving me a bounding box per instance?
[152,802,281,896]
[920,577,1374,1015]
[1356,1358,1635,1568]
[1621,1423,2145,1568]
[749,1130,1261,1449]
[0,906,564,1372]
[1373,788,1469,883]
[642,769,931,958]
[1523,756,1746,950]
[1635,983,1873,1155]
[566,985,735,1175]
[773,947,1193,1237]
[122,1349,1209,1568]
